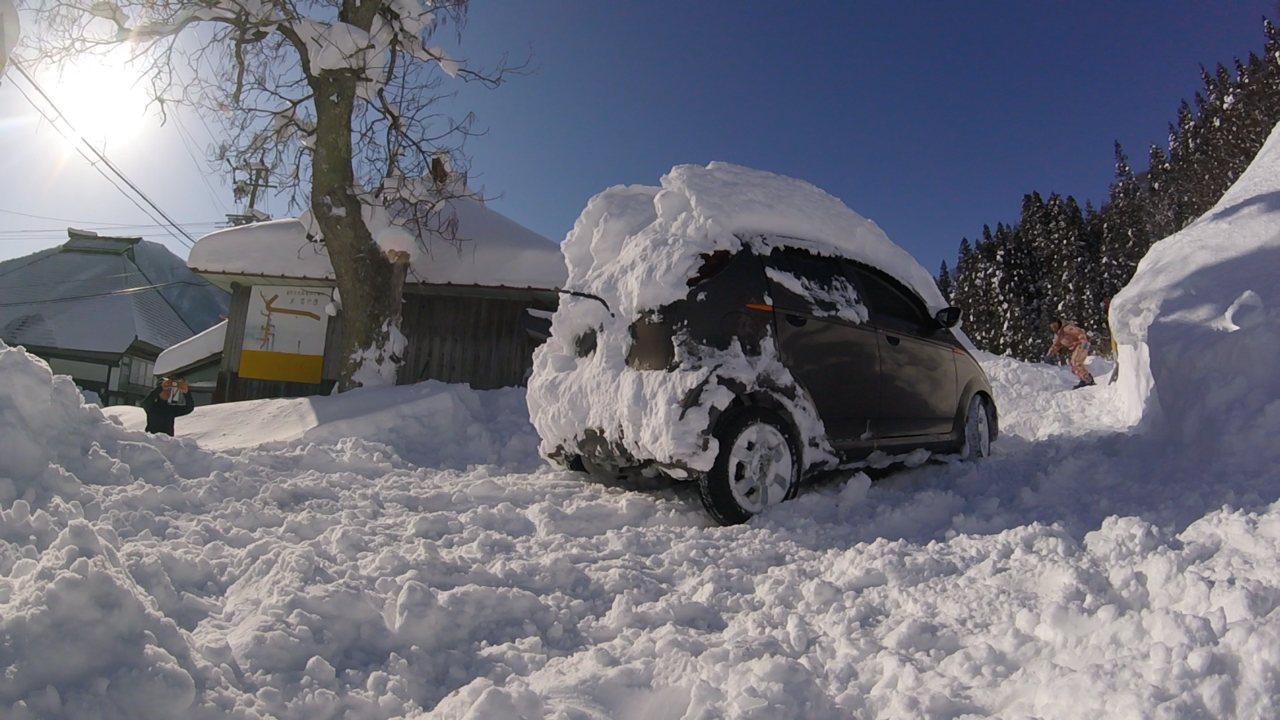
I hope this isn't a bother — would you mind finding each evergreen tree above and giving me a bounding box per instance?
[947,15,1280,357]
[936,261,954,303]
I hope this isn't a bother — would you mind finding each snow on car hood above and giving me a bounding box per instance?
[529,163,942,473]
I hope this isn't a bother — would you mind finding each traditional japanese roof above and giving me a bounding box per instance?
[0,230,230,355]
[187,196,567,292]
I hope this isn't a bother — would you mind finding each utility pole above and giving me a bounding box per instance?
[226,157,274,227]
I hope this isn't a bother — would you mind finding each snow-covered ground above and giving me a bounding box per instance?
[7,136,1280,718]
[0,337,1273,719]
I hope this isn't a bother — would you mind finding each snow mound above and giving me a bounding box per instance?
[529,163,945,473]
[0,342,198,507]
[1112,122,1280,462]
[108,380,542,472]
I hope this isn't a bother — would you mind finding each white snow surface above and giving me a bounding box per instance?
[1111,123,1280,471]
[529,163,943,473]
[6,249,1280,720]
[154,319,227,377]
[187,197,567,291]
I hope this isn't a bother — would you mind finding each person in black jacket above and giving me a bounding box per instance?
[141,378,194,435]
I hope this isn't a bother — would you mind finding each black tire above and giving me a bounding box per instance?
[698,408,801,525]
[958,394,994,460]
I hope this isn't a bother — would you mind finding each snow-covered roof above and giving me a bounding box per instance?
[0,231,230,355]
[188,196,567,291]
[154,319,227,376]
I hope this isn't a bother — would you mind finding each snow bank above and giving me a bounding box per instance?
[107,380,542,472]
[1111,122,1280,463]
[529,163,944,473]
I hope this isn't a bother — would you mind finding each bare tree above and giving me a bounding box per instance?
[24,0,514,390]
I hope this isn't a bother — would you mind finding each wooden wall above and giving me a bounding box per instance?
[396,290,542,390]
[215,283,552,402]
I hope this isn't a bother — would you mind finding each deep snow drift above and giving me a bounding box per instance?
[3,334,1280,719]
[1111,123,1280,467]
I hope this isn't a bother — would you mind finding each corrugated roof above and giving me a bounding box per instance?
[0,232,230,355]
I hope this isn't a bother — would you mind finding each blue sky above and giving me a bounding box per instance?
[0,0,1274,275]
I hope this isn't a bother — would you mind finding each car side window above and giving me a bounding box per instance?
[763,249,867,322]
[850,265,929,329]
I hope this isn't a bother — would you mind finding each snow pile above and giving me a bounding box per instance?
[1112,123,1280,464]
[529,163,942,473]
[107,379,542,472]
[0,342,186,506]
[0,342,226,718]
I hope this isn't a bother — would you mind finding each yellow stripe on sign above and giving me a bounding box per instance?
[239,350,324,384]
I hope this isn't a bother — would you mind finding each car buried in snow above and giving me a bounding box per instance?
[527,164,998,525]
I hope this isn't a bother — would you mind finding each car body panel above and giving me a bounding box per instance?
[542,238,995,479]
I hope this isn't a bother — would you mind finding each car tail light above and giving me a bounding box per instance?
[686,250,734,287]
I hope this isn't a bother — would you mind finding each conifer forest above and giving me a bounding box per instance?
[943,18,1280,360]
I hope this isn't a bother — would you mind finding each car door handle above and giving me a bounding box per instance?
[786,314,808,327]
[885,335,901,346]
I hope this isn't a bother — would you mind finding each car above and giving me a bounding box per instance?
[528,164,998,525]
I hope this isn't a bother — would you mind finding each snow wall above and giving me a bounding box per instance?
[1111,122,1280,461]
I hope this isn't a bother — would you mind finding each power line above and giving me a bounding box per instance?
[0,224,223,237]
[9,60,198,248]
[0,207,224,228]
[172,111,231,215]
[0,270,216,290]
[0,279,210,308]
[7,77,195,250]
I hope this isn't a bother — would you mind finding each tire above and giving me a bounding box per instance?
[958,394,994,460]
[698,408,801,525]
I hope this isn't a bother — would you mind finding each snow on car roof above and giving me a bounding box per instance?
[563,162,947,318]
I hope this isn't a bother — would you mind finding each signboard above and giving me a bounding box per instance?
[239,286,330,384]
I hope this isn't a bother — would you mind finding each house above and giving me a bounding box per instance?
[0,229,231,405]
[178,196,567,402]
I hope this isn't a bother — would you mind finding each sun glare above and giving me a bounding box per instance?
[43,53,155,150]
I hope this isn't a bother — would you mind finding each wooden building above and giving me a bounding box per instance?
[173,197,565,402]
[0,230,229,405]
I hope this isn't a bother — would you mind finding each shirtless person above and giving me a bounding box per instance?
[1046,319,1095,389]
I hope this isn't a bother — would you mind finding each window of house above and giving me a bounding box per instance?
[129,358,155,387]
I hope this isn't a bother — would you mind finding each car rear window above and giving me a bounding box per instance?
[763,249,867,322]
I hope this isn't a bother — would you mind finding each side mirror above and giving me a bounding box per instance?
[934,307,962,329]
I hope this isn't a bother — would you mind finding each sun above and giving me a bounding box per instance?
[41,51,155,150]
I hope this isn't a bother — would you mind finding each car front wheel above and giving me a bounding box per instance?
[699,408,800,525]
[958,394,994,459]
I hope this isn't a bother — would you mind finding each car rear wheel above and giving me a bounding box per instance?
[699,408,800,525]
[958,394,994,459]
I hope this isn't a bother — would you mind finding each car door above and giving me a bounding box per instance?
[849,264,958,438]
[764,249,880,446]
